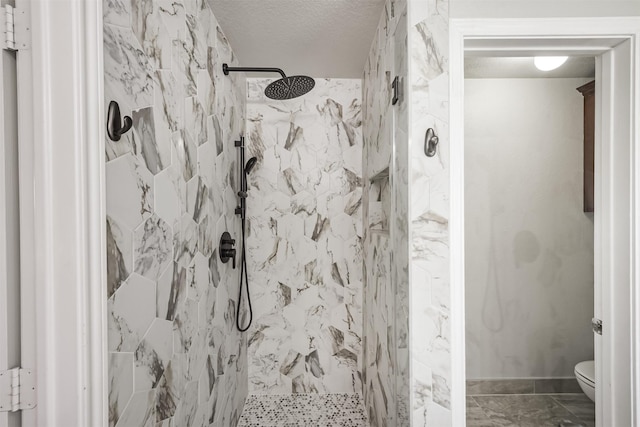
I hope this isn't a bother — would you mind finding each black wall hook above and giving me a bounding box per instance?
[391,76,401,105]
[425,128,439,157]
[107,101,133,141]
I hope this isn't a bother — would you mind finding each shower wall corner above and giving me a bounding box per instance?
[361,0,411,425]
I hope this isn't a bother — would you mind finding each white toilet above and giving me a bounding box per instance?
[575,360,595,402]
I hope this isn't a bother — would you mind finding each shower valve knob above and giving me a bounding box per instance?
[221,249,236,269]
[219,232,237,269]
[222,249,236,269]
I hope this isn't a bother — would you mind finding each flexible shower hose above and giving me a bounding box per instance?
[236,218,253,332]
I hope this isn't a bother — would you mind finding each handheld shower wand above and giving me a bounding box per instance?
[245,157,257,175]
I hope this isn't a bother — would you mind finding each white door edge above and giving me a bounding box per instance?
[0,19,21,427]
[449,17,640,427]
[15,0,36,425]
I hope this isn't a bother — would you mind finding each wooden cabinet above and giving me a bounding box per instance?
[577,80,595,213]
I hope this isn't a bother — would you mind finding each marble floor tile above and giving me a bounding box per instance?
[551,394,595,427]
[466,396,496,427]
[238,393,369,427]
[472,395,584,427]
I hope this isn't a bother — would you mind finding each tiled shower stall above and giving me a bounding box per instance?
[104,0,452,425]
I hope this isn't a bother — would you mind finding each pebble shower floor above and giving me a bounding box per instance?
[237,393,369,426]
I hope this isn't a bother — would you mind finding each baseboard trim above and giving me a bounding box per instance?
[466,378,583,395]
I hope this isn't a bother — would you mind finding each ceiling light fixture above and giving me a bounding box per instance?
[534,56,569,71]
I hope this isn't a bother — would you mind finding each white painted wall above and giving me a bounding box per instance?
[464,78,594,379]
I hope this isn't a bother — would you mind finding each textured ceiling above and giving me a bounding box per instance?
[209,0,385,79]
[465,56,596,79]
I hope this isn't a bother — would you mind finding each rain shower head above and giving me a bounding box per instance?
[222,63,315,100]
[264,76,315,100]
[245,157,258,174]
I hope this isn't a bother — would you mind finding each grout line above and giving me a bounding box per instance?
[550,396,588,425]
[467,395,478,406]
[550,395,596,426]
[467,396,499,427]
[468,393,587,397]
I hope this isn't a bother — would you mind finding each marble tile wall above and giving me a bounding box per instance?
[361,0,410,426]
[244,78,364,395]
[391,6,411,426]
[104,1,248,425]
[408,0,452,425]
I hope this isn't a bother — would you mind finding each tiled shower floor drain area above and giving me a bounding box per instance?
[238,393,369,427]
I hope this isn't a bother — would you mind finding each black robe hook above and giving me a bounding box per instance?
[425,128,439,157]
[107,101,133,141]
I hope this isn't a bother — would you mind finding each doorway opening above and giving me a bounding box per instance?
[450,18,640,427]
[463,55,596,426]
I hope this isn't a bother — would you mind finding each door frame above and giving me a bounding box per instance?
[449,17,640,427]
[23,0,107,425]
